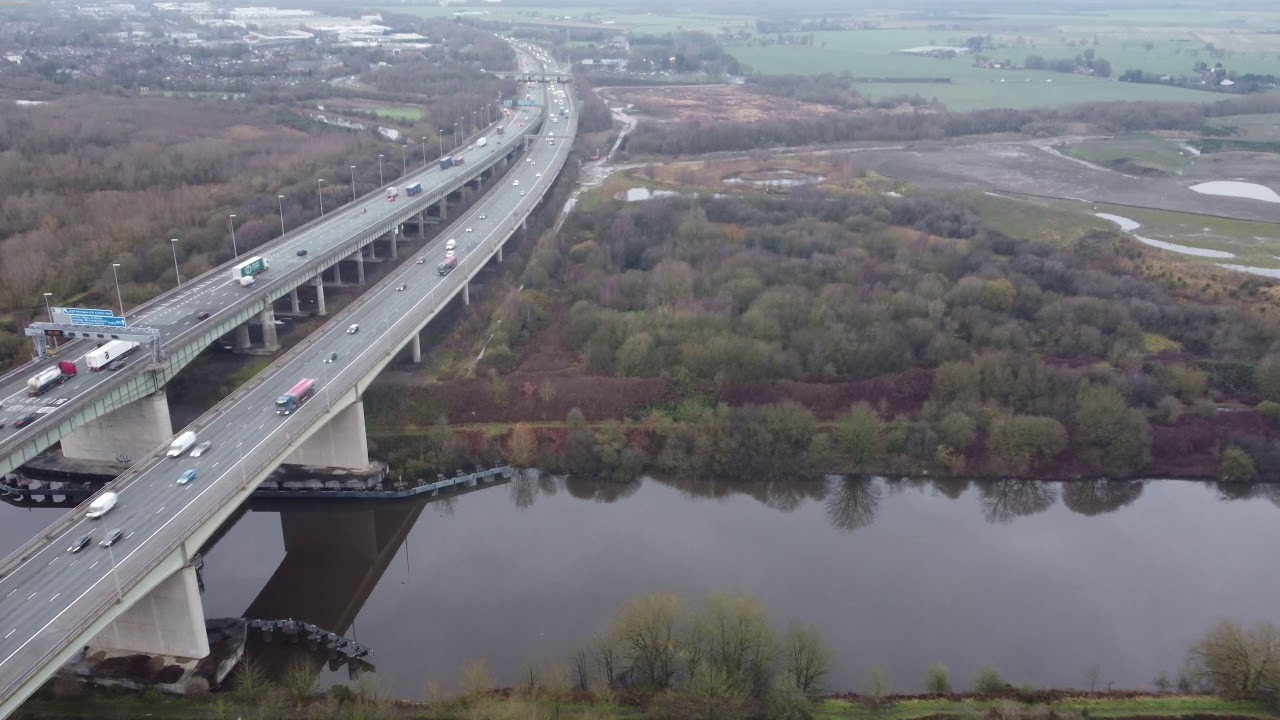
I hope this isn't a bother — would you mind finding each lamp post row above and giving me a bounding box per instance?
[74,106,505,328]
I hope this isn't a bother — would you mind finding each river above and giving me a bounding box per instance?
[4,476,1280,697]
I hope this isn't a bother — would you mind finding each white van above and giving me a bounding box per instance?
[86,491,118,519]
[166,431,197,458]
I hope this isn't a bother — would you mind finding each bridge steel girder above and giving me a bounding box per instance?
[0,112,546,480]
[0,94,570,718]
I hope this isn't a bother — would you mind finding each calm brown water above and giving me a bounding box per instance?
[5,475,1280,696]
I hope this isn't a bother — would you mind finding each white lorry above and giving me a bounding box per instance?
[476,137,488,148]
[84,340,139,371]
[86,492,118,519]
[166,431,197,458]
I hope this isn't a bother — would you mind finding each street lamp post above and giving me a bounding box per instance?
[421,136,427,167]
[453,122,458,147]
[277,194,286,235]
[350,165,357,202]
[472,110,477,132]
[401,145,407,175]
[108,544,124,603]
[378,154,384,186]
[317,179,325,216]
[41,292,56,350]
[169,238,181,288]
[438,131,444,158]
[228,214,238,258]
[110,263,125,324]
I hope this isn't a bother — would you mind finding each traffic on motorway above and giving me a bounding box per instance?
[0,96,540,446]
[0,48,571,708]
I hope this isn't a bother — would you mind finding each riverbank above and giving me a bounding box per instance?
[18,690,1275,720]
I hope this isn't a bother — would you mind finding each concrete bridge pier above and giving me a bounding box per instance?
[284,397,370,470]
[463,282,470,306]
[88,562,209,660]
[60,390,174,463]
[234,324,252,351]
[290,288,300,314]
[350,251,365,284]
[497,244,503,263]
[437,197,447,220]
[410,333,421,363]
[388,232,398,259]
[313,276,327,316]
[260,307,279,351]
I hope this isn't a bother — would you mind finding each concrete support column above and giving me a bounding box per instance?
[388,234,398,259]
[290,288,300,314]
[260,307,279,351]
[313,276,327,316]
[367,241,378,261]
[234,324,252,350]
[284,397,370,470]
[522,218,528,231]
[438,198,447,220]
[60,391,174,463]
[463,282,470,306]
[497,244,503,263]
[411,333,421,363]
[352,252,365,284]
[89,564,209,659]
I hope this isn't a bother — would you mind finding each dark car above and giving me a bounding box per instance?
[196,311,210,320]
[296,249,308,257]
[106,359,126,371]
[67,534,91,553]
[12,415,38,428]
[99,529,124,548]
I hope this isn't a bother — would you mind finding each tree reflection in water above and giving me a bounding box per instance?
[976,479,1057,524]
[928,478,970,499]
[563,474,643,503]
[1060,479,1144,516]
[824,476,882,533]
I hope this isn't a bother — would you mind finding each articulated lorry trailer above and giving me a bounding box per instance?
[27,362,77,396]
[84,340,138,371]
[232,256,268,287]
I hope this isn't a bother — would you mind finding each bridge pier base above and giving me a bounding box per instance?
[234,324,252,350]
[89,563,209,660]
[410,333,421,363]
[290,289,300,314]
[60,390,173,464]
[284,398,370,470]
[313,276,327,316]
[260,307,279,351]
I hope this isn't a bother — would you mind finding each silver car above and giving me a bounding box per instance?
[189,441,212,457]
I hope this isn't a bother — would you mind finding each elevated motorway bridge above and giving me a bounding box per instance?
[0,50,576,717]
[0,80,546,478]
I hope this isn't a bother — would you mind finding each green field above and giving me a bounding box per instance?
[1061,134,1195,175]
[730,29,1237,110]
[372,106,424,122]
[1207,113,1280,141]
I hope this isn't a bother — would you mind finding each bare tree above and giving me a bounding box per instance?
[782,623,832,696]
[1185,620,1280,697]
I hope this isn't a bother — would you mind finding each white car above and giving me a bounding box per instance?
[446,238,457,250]
[520,191,526,196]
[465,227,473,233]
[346,324,359,335]
[479,214,487,220]
[536,173,542,178]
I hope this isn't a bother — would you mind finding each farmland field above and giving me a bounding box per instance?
[727,9,1280,110]
[382,5,752,35]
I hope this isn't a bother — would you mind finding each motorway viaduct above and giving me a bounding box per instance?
[0,47,575,717]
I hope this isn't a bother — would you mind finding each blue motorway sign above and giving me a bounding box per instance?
[51,307,125,327]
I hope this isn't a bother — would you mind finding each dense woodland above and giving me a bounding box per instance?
[626,88,1280,155]
[385,189,1280,483]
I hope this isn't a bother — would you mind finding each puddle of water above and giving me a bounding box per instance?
[722,169,825,188]
[616,188,727,202]
[1217,264,1280,279]
[1095,213,1235,258]
[1189,181,1280,203]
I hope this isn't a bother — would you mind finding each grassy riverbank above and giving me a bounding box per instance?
[20,692,1275,720]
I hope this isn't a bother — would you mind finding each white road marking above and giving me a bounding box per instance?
[3,630,14,639]
[89,561,98,569]
[48,593,59,603]
[155,506,164,514]
[26,593,36,601]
